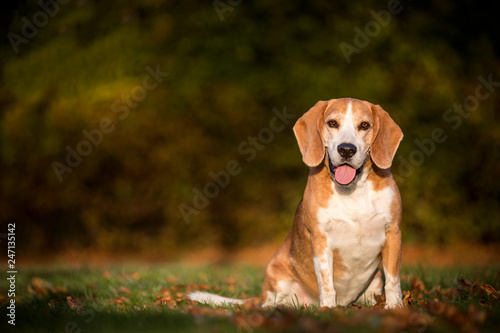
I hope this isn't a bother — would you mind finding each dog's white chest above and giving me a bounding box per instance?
[316,183,394,304]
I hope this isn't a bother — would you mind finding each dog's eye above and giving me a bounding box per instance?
[359,122,370,130]
[327,120,338,128]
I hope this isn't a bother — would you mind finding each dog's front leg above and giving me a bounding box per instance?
[312,244,336,307]
[382,223,403,309]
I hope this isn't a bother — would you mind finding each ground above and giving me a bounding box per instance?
[2,244,499,333]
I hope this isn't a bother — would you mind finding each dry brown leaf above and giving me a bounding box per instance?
[115,296,129,304]
[242,297,261,310]
[350,303,362,309]
[428,299,446,315]
[411,277,426,292]
[154,297,169,307]
[51,286,69,294]
[165,296,174,304]
[67,295,81,311]
[374,293,386,307]
[429,285,442,294]
[458,277,472,287]
[469,281,481,297]
[402,290,414,307]
[31,277,53,295]
[161,287,171,297]
[117,286,131,295]
[480,284,499,299]
[224,277,237,284]
[443,287,460,299]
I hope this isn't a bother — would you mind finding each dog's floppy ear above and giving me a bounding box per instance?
[370,104,403,169]
[293,100,328,167]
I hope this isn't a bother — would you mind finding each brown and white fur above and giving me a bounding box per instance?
[189,98,404,309]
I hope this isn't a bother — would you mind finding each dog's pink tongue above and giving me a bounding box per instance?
[335,165,356,185]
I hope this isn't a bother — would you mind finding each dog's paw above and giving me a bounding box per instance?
[319,299,337,308]
[384,300,403,310]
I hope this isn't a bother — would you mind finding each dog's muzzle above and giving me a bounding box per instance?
[326,149,368,186]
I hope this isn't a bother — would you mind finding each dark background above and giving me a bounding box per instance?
[1,0,499,256]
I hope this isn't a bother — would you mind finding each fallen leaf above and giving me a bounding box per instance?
[375,293,386,307]
[115,296,129,304]
[117,286,131,294]
[160,287,171,297]
[51,286,69,294]
[411,277,426,292]
[350,303,362,309]
[429,285,442,294]
[458,277,472,287]
[428,299,446,316]
[242,297,261,310]
[402,290,414,307]
[31,277,52,295]
[480,284,498,299]
[224,277,237,284]
[67,296,81,311]
[469,281,481,297]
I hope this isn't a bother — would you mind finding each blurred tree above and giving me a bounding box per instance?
[0,0,498,255]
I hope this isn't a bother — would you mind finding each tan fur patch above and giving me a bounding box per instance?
[332,248,346,282]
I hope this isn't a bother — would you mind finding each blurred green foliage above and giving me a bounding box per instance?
[0,0,499,254]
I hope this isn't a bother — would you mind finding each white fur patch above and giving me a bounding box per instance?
[316,181,394,306]
[262,280,317,307]
[325,100,370,170]
[187,291,243,305]
[383,273,403,309]
[313,248,336,307]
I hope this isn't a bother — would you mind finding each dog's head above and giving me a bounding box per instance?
[293,98,403,187]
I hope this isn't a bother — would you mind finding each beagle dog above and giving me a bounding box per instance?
[188,98,404,309]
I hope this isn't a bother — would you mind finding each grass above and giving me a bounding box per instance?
[2,263,499,333]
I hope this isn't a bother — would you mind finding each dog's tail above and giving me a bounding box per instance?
[187,291,244,306]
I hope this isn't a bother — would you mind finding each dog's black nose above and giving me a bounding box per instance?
[338,143,357,158]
